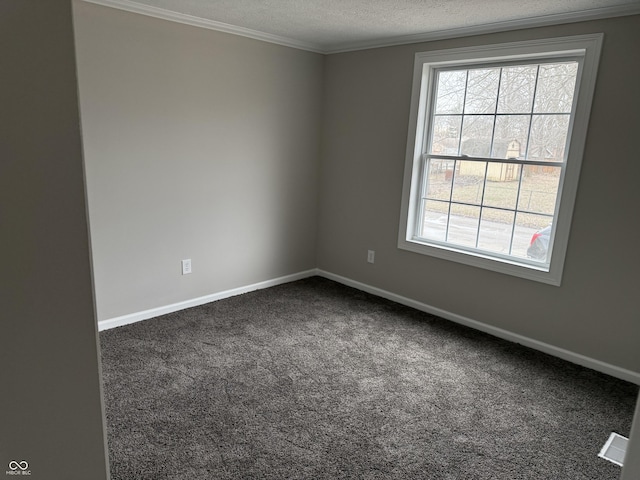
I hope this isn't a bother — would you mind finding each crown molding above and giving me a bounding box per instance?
[81,0,325,53]
[327,3,640,53]
[81,0,640,55]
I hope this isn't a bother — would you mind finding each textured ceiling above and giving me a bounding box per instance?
[88,0,640,52]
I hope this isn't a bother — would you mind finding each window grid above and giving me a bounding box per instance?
[432,112,573,117]
[487,69,503,157]
[423,154,564,167]
[417,157,555,256]
[508,166,526,255]
[454,71,470,155]
[474,162,490,248]
[417,59,579,263]
[523,65,541,161]
[428,62,577,162]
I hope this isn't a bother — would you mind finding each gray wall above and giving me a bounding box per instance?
[621,396,640,479]
[318,16,640,374]
[73,3,638,373]
[0,1,108,479]
[73,1,323,320]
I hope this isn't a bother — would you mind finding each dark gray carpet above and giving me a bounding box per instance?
[100,277,638,479]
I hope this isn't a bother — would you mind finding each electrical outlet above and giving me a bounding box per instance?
[181,259,192,275]
[367,250,375,264]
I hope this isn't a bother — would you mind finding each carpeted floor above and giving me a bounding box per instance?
[99,277,638,479]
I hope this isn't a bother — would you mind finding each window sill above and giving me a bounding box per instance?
[398,236,561,286]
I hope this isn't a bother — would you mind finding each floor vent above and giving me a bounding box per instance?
[598,432,628,466]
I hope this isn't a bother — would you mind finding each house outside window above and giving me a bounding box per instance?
[398,35,603,285]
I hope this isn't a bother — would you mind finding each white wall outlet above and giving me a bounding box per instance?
[367,250,375,264]
[181,259,192,275]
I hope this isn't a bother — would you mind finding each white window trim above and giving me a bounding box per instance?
[398,34,603,286]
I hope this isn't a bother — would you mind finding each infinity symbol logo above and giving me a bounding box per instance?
[8,461,29,471]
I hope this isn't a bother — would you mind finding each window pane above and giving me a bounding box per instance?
[533,62,578,114]
[511,212,553,261]
[497,65,537,114]
[434,70,467,114]
[447,204,480,247]
[483,173,519,210]
[491,115,530,159]
[430,115,461,155]
[451,161,486,205]
[460,115,494,157]
[517,165,561,215]
[527,114,570,162]
[464,68,500,114]
[478,208,515,254]
[420,200,449,241]
[424,159,454,201]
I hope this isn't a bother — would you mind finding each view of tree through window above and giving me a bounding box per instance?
[417,60,579,265]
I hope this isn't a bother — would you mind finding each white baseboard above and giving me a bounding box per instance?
[97,269,318,332]
[98,266,639,385]
[317,270,640,385]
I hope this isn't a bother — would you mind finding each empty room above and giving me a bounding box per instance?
[2,0,640,479]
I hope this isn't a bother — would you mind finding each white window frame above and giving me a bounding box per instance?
[398,34,603,286]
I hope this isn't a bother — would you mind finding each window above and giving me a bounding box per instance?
[398,35,603,285]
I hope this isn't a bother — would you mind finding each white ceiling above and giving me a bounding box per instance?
[84,0,640,53]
